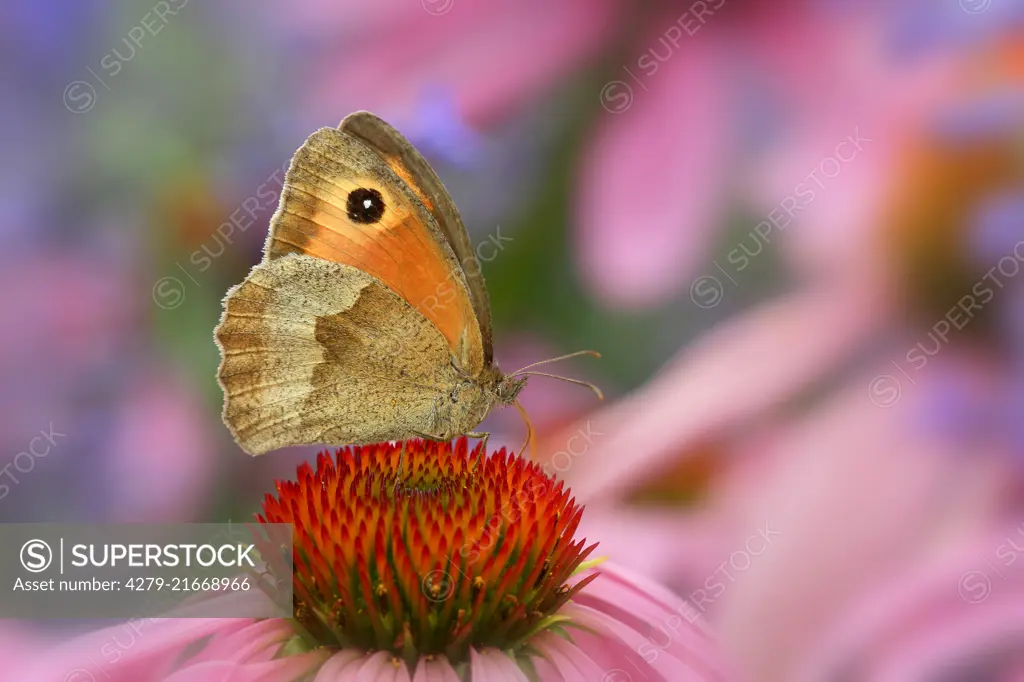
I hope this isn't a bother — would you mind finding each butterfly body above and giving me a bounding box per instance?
[215,113,526,455]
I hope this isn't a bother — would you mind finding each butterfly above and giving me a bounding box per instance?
[214,111,600,455]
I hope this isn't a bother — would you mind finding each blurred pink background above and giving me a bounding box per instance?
[2,0,1023,679]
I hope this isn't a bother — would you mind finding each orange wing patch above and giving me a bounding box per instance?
[382,152,436,214]
[265,127,483,376]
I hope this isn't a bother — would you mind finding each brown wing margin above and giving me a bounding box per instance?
[339,111,495,366]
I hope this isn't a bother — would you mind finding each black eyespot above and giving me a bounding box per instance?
[346,188,385,224]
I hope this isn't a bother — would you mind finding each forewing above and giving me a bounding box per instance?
[264,125,485,375]
[340,111,495,364]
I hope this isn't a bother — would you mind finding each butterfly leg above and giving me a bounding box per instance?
[465,431,490,448]
[464,431,490,470]
[392,440,407,497]
[411,430,447,443]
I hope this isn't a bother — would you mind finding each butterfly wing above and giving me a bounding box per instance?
[339,111,495,365]
[215,254,471,455]
[264,123,485,376]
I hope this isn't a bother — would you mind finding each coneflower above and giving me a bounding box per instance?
[25,439,725,681]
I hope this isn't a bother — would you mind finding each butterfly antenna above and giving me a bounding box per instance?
[514,400,537,460]
[510,350,601,375]
[515,372,604,401]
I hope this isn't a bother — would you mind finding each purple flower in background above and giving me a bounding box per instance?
[103,368,218,522]
[0,254,218,522]
[530,27,1024,679]
[279,0,997,309]
[401,87,486,168]
[970,192,1024,265]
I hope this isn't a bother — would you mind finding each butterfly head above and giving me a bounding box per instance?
[496,350,605,405]
[492,374,528,406]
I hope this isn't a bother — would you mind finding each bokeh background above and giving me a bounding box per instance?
[3,0,1024,679]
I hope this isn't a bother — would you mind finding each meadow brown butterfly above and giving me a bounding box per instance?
[215,112,599,455]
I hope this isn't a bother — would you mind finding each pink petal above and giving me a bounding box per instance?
[574,508,723,595]
[557,610,666,682]
[529,654,564,682]
[562,603,717,682]
[164,651,329,682]
[301,0,620,126]
[794,527,1024,681]
[0,624,50,680]
[24,618,244,682]
[469,647,530,681]
[746,11,960,280]
[872,599,1024,682]
[546,285,882,502]
[530,630,607,682]
[378,657,414,682]
[314,649,367,681]
[412,656,461,682]
[190,619,292,665]
[576,26,730,308]
[345,651,410,682]
[571,602,713,674]
[714,367,1007,681]
[162,661,237,682]
[572,564,698,630]
[569,563,721,678]
[553,615,659,682]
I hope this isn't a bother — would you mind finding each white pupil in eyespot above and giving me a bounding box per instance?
[363,199,373,209]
